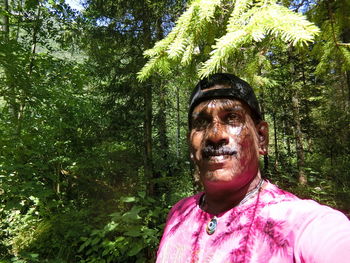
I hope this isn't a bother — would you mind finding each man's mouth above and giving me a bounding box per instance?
[202,147,237,159]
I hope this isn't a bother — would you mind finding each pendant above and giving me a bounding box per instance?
[206,216,217,235]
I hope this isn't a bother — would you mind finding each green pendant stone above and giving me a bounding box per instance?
[206,217,217,235]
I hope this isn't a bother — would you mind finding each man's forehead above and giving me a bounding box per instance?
[192,99,247,115]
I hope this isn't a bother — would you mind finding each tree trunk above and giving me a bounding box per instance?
[346,71,350,107]
[283,117,291,156]
[258,86,269,173]
[273,112,279,171]
[143,83,153,194]
[141,5,154,196]
[288,50,307,185]
[156,19,169,178]
[28,3,41,74]
[176,84,180,159]
[341,21,350,107]
[292,91,307,185]
[1,0,9,40]
[158,82,169,172]
[16,3,41,137]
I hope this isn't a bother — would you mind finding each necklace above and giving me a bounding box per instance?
[204,178,264,235]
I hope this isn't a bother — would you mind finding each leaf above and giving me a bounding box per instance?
[138,191,146,198]
[124,226,142,237]
[102,248,111,257]
[122,206,144,221]
[91,236,101,245]
[127,242,144,257]
[121,196,137,203]
[78,239,91,253]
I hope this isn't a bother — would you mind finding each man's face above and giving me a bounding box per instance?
[189,97,267,190]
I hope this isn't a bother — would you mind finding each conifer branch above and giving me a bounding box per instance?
[337,43,350,47]
[138,0,320,81]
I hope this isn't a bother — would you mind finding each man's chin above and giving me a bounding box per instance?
[202,169,236,183]
[202,155,235,170]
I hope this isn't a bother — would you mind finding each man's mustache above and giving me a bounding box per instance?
[202,145,237,158]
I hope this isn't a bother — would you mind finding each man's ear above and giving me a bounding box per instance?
[256,121,269,155]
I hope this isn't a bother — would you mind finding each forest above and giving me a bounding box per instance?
[0,0,349,262]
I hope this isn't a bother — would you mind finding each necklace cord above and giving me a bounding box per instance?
[201,178,264,210]
[204,179,264,235]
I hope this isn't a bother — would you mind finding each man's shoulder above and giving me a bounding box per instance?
[261,181,347,224]
[261,183,350,262]
[262,181,300,203]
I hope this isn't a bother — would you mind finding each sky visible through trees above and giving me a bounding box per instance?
[65,0,83,11]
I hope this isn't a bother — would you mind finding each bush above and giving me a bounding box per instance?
[76,192,170,263]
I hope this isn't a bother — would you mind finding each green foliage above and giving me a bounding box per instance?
[1,206,91,263]
[76,192,169,263]
[138,0,320,80]
[312,0,350,76]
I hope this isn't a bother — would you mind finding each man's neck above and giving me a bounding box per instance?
[201,173,262,215]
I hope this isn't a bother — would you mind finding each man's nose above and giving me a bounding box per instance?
[205,121,229,147]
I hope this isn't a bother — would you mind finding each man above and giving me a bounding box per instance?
[156,73,350,263]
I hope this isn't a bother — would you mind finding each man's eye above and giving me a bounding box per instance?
[192,118,208,129]
[226,113,241,124]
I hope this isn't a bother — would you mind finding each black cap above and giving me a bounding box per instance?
[188,73,262,126]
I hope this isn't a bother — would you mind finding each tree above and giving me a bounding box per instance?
[81,0,188,197]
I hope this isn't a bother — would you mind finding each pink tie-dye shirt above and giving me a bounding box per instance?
[156,181,350,263]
